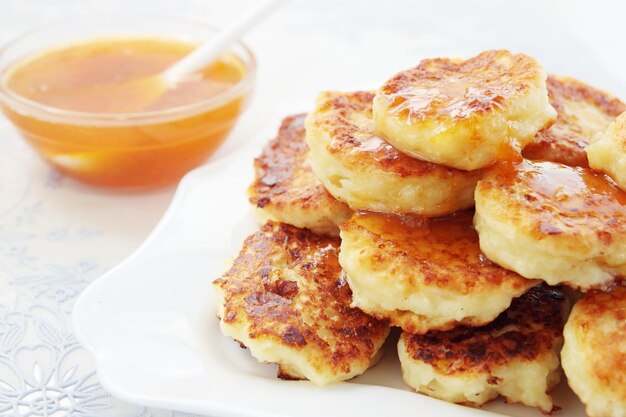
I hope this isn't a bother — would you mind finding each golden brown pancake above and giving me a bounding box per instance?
[523,75,626,167]
[399,285,567,413]
[305,90,481,215]
[248,114,352,235]
[474,160,626,290]
[213,221,390,385]
[339,210,537,333]
[373,50,556,170]
[562,283,626,417]
[587,111,626,191]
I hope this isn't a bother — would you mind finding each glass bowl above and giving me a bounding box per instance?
[0,14,256,188]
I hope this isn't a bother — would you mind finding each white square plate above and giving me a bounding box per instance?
[72,143,585,417]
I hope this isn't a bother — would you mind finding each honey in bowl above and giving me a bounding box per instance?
[1,37,254,188]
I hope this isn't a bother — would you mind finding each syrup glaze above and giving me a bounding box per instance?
[378,50,536,121]
[488,160,626,237]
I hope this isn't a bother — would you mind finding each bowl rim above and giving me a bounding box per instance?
[0,13,257,126]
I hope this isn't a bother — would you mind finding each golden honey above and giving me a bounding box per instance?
[1,38,253,188]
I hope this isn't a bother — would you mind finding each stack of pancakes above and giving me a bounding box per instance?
[214,49,626,416]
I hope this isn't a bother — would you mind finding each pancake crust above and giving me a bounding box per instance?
[248,114,352,235]
[399,285,566,413]
[587,111,626,191]
[339,210,537,333]
[475,160,626,290]
[562,284,626,417]
[523,75,626,167]
[305,90,481,215]
[373,50,556,170]
[213,221,390,385]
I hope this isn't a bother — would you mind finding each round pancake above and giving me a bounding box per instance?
[338,210,537,334]
[305,90,481,216]
[474,160,626,290]
[523,75,626,167]
[213,221,390,385]
[373,50,556,170]
[248,114,352,235]
[399,285,566,413]
[587,111,626,191]
[562,284,626,417]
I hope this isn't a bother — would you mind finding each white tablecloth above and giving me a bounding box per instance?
[1,1,624,416]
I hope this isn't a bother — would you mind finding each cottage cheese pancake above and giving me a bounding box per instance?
[399,285,567,413]
[248,114,352,235]
[213,222,390,385]
[524,75,625,167]
[373,50,556,170]
[475,160,626,290]
[586,111,626,191]
[339,210,537,333]
[305,91,480,215]
[562,284,626,417]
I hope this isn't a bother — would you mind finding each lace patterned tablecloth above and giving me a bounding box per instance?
[1,1,625,416]
[0,146,181,417]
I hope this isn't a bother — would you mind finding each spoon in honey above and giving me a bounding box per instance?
[66,0,286,114]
